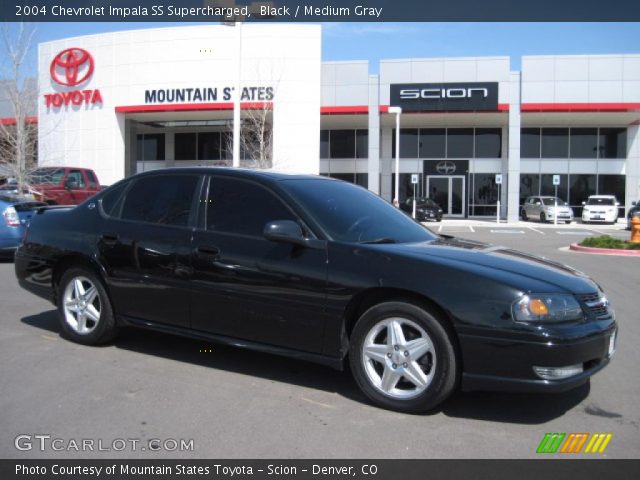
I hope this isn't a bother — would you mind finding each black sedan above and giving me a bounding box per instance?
[400,197,443,222]
[15,168,617,413]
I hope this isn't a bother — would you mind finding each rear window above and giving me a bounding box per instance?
[120,175,199,226]
[587,197,616,206]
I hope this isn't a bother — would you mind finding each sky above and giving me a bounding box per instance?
[2,22,640,76]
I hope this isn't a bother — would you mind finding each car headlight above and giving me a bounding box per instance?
[583,207,590,213]
[512,294,584,323]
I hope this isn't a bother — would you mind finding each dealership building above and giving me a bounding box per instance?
[33,24,640,221]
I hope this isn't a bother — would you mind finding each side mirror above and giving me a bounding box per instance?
[264,220,307,247]
[65,179,78,190]
[264,220,325,249]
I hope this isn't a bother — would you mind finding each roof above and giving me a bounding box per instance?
[133,167,331,183]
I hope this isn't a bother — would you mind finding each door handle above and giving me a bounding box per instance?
[100,233,119,245]
[196,245,220,256]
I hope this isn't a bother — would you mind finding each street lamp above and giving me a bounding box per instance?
[388,106,402,207]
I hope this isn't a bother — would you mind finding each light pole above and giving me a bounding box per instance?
[388,106,402,207]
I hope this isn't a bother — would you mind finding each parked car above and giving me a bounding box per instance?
[627,201,640,230]
[29,167,101,205]
[1,195,46,258]
[581,195,619,224]
[15,169,617,413]
[521,196,574,224]
[400,197,443,222]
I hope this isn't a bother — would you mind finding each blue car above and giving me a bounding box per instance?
[0,195,46,258]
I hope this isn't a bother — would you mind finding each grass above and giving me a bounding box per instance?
[579,235,640,250]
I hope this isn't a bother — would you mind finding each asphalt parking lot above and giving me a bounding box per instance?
[1,219,638,459]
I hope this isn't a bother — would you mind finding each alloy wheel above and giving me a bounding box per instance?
[62,276,101,335]
[361,317,436,400]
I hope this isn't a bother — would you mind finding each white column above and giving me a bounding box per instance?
[626,125,640,215]
[507,71,522,222]
[367,74,380,194]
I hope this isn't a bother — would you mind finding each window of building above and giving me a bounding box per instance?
[569,174,597,207]
[521,128,541,158]
[136,133,165,161]
[470,173,499,216]
[207,176,296,237]
[356,130,368,158]
[599,128,627,158]
[320,130,329,158]
[540,174,568,200]
[541,128,569,158]
[392,129,419,158]
[419,129,446,158]
[474,128,502,158]
[121,175,198,226]
[175,133,197,161]
[198,132,222,160]
[569,128,598,158]
[446,128,474,158]
[329,130,356,158]
[519,174,540,205]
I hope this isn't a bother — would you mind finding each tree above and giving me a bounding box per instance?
[0,23,38,190]
[237,103,273,169]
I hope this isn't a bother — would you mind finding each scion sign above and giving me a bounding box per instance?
[390,82,498,111]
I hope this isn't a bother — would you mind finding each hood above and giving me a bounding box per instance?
[386,236,598,295]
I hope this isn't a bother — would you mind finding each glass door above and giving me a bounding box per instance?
[426,175,465,217]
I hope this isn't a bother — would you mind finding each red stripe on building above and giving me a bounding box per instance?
[0,116,38,125]
[522,103,640,112]
[320,105,369,115]
[115,102,273,113]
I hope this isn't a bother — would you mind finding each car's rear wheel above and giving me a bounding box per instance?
[521,209,528,221]
[565,220,572,224]
[349,301,458,413]
[540,212,547,223]
[57,267,117,345]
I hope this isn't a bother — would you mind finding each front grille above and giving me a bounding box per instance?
[579,292,611,319]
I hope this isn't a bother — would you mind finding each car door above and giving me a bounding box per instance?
[83,170,101,198]
[65,169,90,204]
[190,175,328,353]
[97,173,201,328]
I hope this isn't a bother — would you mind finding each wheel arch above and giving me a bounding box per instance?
[52,254,111,307]
[342,287,463,370]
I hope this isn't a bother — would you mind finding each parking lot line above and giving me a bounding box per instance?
[527,226,545,235]
[557,231,594,236]
[490,229,526,234]
[469,225,475,233]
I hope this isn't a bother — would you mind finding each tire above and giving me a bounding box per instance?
[349,301,458,413]
[57,266,117,345]
[540,212,546,223]
[565,221,572,224]
[521,210,528,221]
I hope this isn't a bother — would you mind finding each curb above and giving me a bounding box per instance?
[569,243,640,256]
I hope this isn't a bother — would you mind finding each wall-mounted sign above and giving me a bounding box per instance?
[44,47,103,109]
[143,86,274,104]
[390,82,498,111]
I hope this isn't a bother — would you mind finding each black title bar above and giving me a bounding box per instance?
[2,0,640,22]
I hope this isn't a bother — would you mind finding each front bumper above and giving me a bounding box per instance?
[582,212,617,223]
[459,322,616,393]
[416,211,442,221]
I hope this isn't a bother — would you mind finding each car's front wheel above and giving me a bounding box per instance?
[57,267,117,345]
[349,301,458,413]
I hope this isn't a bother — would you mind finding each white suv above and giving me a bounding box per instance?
[582,195,619,224]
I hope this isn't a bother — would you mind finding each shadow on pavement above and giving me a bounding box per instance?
[22,309,589,424]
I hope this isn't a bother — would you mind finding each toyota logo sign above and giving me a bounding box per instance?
[50,48,94,87]
[436,161,456,175]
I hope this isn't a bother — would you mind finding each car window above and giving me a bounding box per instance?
[206,176,296,237]
[85,170,98,188]
[100,181,130,218]
[281,178,438,243]
[30,168,65,184]
[587,197,615,206]
[121,175,199,226]
[68,170,86,188]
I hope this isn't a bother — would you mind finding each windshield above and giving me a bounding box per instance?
[587,197,616,206]
[281,179,438,243]
[30,168,65,185]
[541,197,566,206]
[415,197,438,207]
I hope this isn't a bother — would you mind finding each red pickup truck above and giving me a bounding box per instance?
[30,167,101,205]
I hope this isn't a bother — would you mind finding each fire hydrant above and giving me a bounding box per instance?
[631,215,640,243]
